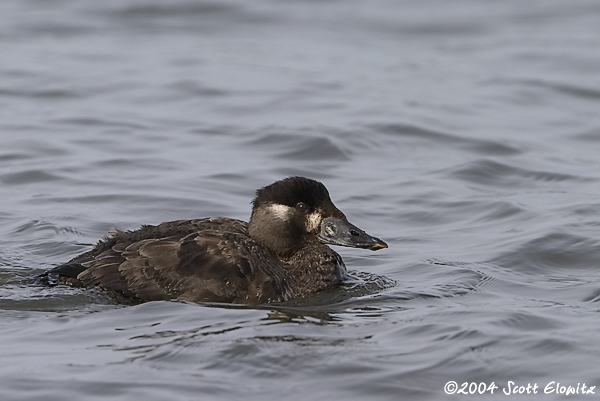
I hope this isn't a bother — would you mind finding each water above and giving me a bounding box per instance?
[2,0,600,399]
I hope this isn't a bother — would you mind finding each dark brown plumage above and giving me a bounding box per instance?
[40,177,387,304]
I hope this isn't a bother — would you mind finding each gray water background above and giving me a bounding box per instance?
[2,1,600,400]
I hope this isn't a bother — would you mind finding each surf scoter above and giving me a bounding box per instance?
[40,176,387,303]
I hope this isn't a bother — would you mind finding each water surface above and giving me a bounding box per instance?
[2,1,600,400]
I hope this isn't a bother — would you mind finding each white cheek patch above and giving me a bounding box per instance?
[268,204,293,221]
[305,211,323,232]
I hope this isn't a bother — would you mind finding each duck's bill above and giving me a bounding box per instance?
[318,217,388,251]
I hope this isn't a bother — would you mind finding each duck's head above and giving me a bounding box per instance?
[248,177,388,257]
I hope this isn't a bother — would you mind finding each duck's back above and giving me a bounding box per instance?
[44,218,293,303]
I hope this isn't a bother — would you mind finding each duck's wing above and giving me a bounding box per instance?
[77,230,287,303]
[41,218,286,302]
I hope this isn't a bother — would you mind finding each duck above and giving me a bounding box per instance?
[39,176,388,304]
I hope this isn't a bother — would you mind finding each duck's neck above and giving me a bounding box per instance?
[248,209,306,258]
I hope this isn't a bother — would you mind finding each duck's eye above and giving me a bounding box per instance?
[296,202,307,211]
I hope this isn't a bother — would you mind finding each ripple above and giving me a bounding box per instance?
[0,152,31,162]
[522,79,600,101]
[525,337,577,355]
[471,200,528,222]
[405,260,495,300]
[374,123,523,156]
[0,87,84,99]
[582,288,600,303]
[446,159,596,187]
[51,117,149,130]
[112,3,238,18]
[0,169,65,185]
[571,127,600,142]
[403,198,530,225]
[106,1,274,30]
[492,232,600,273]
[0,284,113,311]
[491,311,561,331]
[342,270,398,297]
[244,132,351,162]
[166,80,227,98]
